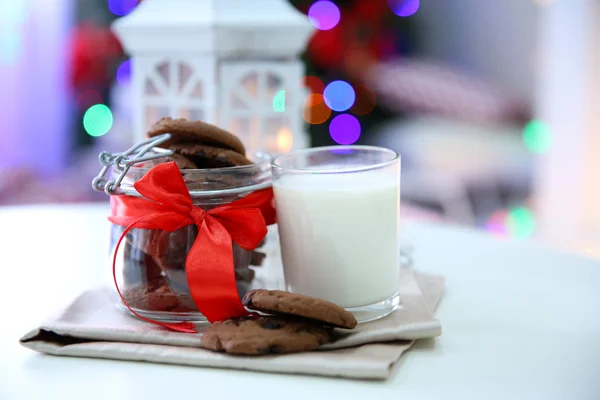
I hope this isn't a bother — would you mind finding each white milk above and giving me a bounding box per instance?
[274,172,400,308]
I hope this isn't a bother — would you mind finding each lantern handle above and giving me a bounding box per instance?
[92,134,174,195]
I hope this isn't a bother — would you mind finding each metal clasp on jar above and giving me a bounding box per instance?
[92,134,174,195]
[92,133,272,198]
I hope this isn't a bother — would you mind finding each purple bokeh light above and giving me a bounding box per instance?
[330,148,354,154]
[116,59,131,86]
[308,1,341,31]
[388,0,420,17]
[108,0,139,17]
[485,210,509,237]
[329,114,361,145]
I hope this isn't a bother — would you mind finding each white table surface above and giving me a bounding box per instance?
[1,203,599,400]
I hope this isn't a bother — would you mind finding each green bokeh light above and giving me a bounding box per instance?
[523,120,552,153]
[273,90,285,112]
[83,104,113,137]
[506,207,536,239]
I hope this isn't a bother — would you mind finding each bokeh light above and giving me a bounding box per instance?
[273,90,286,112]
[308,1,341,31]
[303,93,332,125]
[276,127,294,152]
[523,119,552,153]
[108,0,139,17]
[388,0,420,17]
[76,90,104,109]
[0,31,21,65]
[485,210,509,236]
[83,104,113,137]
[324,80,356,112]
[116,59,132,86]
[0,1,27,65]
[329,114,361,145]
[506,207,536,239]
[350,84,377,116]
[302,75,325,94]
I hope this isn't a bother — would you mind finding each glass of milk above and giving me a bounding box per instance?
[272,146,401,323]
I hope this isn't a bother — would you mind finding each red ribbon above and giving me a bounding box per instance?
[109,162,276,333]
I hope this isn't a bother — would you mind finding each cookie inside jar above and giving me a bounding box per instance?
[110,118,272,322]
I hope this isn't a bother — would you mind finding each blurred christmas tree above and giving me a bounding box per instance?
[288,0,421,147]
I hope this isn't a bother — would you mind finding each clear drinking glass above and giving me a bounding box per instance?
[272,146,401,323]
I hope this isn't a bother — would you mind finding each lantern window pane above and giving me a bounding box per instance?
[264,116,292,154]
[189,81,203,99]
[145,79,160,96]
[267,72,284,95]
[178,62,194,93]
[230,92,249,109]
[156,61,170,86]
[145,106,170,130]
[178,108,204,121]
[229,116,260,153]
[240,73,259,99]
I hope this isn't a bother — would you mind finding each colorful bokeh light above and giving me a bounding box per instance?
[324,80,356,112]
[302,75,325,94]
[108,0,139,17]
[388,0,420,17]
[83,104,113,137]
[308,1,341,31]
[303,93,332,125]
[273,90,286,112]
[0,1,27,65]
[523,119,552,153]
[116,59,132,86]
[0,31,21,65]
[351,84,377,116]
[485,210,509,236]
[276,127,294,152]
[329,114,361,145]
[506,207,536,239]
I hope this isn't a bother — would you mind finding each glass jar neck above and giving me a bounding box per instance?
[112,152,272,207]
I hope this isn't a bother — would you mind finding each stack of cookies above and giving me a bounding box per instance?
[202,290,358,355]
[147,117,252,168]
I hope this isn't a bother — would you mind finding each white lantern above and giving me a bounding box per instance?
[112,0,313,155]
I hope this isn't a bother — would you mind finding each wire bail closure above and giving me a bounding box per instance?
[92,134,173,195]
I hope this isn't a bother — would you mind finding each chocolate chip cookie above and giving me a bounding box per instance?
[170,143,252,168]
[143,154,197,170]
[148,117,246,155]
[242,290,357,329]
[202,317,331,355]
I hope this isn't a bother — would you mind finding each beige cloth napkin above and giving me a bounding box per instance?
[20,268,443,380]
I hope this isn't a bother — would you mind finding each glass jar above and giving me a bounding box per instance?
[109,153,272,323]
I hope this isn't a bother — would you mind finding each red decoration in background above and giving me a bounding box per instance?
[302,75,326,94]
[306,0,396,73]
[69,24,124,89]
[109,162,276,332]
[76,89,104,109]
[307,24,345,70]
[354,0,390,22]
[351,84,377,115]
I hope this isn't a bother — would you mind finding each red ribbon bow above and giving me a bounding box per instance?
[109,162,276,333]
